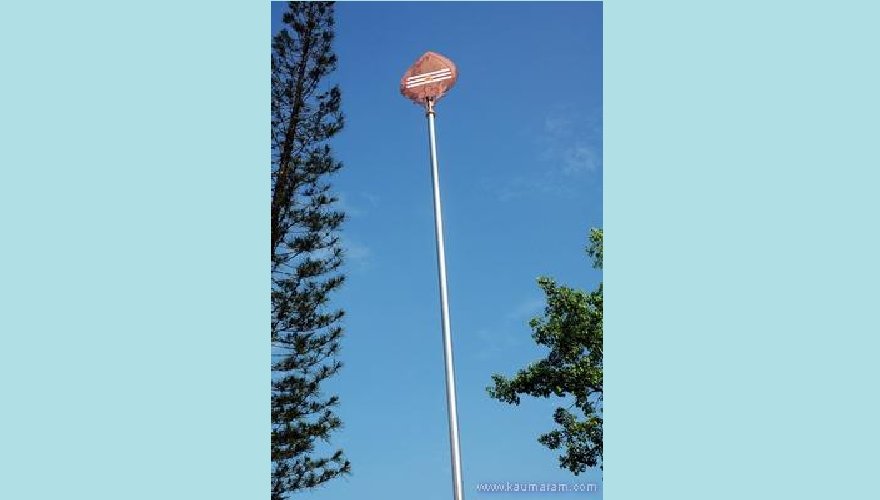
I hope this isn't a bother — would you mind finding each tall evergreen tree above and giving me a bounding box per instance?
[271,2,349,497]
[488,228,603,475]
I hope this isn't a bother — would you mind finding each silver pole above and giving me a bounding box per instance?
[426,98,465,500]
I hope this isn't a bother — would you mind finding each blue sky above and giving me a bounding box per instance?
[272,2,603,499]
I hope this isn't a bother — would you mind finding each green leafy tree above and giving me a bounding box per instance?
[488,228,603,474]
[271,2,349,497]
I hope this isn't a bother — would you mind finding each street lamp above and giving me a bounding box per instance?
[400,51,464,500]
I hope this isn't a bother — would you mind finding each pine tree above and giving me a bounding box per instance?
[271,2,349,497]
[488,228,603,474]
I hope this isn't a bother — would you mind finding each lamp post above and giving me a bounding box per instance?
[400,51,464,500]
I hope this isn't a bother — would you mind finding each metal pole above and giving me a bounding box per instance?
[426,98,465,500]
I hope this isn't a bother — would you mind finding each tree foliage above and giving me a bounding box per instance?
[271,2,349,497]
[488,229,603,474]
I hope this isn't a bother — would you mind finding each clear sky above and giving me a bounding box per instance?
[271,2,603,499]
